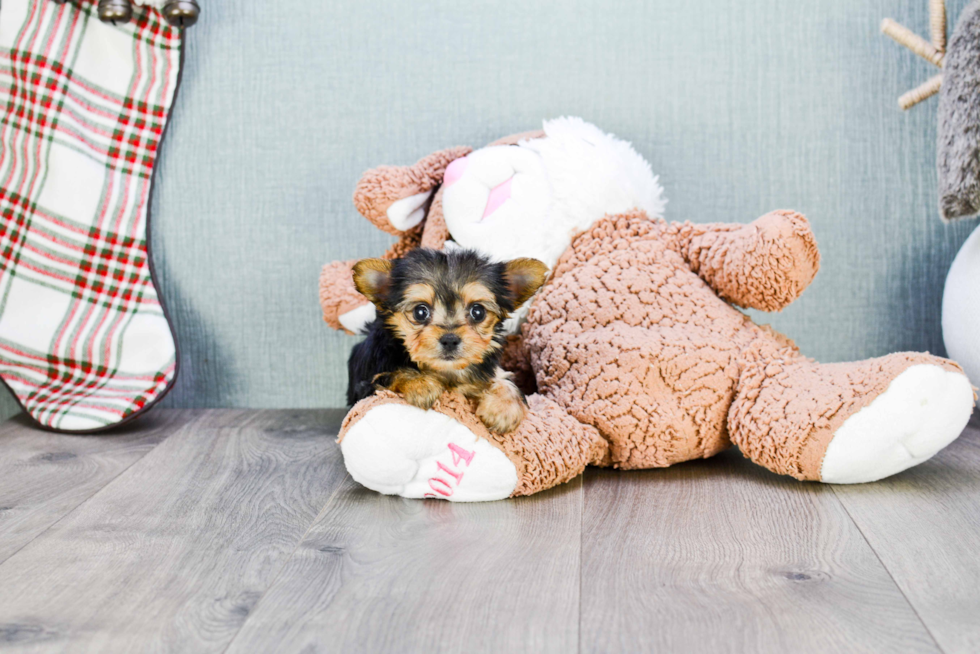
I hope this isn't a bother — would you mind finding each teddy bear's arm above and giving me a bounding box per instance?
[319,228,424,334]
[354,146,472,235]
[670,210,821,312]
[321,146,470,334]
[319,259,370,333]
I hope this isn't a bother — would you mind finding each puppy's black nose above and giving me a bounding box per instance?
[439,333,461,351]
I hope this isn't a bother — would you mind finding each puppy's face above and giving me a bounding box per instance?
[353,250,547,373]
[389,279,501,371]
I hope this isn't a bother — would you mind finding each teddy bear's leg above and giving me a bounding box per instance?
[729,348,975,483]
[338,391,608,501]
[530,325,739,469]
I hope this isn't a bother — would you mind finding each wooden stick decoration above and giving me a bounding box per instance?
[930,0,946,53]
[881,0,947,109]
[899,73,944,110]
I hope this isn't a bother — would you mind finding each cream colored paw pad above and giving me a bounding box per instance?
[341,403,518,502]
[821,365,974,484]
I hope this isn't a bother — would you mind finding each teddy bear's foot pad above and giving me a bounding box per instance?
[821,364,974,483]
[341,403,518,501]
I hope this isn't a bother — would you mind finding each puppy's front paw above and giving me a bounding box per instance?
[404,385,441,411]
[477,376,526,434]
[389,370,444,411]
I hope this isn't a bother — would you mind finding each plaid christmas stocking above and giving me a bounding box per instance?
[0,0,181,431]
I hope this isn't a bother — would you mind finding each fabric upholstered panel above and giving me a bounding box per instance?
[2,0,971,415]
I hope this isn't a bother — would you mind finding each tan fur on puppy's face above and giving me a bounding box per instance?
[387,280,503,373]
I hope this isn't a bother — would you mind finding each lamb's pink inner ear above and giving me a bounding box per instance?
[443,156,469,188]
[482,177,513,221]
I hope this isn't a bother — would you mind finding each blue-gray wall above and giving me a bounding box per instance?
[2,0,977,418]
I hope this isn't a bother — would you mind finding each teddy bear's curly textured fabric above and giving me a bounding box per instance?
[323,120,975,499]
[335,207,967,493]
[519,209,964,483]
[340,389,608,497]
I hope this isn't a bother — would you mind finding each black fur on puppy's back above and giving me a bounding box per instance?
[346,318,416,407]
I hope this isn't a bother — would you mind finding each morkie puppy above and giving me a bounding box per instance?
[346,248,548,434]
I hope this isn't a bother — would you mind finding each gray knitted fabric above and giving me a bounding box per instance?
[938,1,980,221]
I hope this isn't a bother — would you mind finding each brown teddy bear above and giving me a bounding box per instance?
[320,118,975,502]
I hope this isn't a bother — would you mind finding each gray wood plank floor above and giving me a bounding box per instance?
[0,409,977,653]
[0,411,188,565]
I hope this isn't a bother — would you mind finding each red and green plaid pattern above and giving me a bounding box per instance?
[0,0,181,431]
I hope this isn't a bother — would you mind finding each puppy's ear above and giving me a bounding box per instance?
[352,258,393,306]
[504,258,549,307]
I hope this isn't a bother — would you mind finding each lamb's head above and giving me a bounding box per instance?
[339,118,667,335]
[435,117,666,271]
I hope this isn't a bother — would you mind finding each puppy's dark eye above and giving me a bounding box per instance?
[412,304,431,323]
[469,303,486,323]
